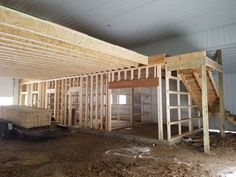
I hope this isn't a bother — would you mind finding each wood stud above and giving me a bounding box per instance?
[18,50,223,154]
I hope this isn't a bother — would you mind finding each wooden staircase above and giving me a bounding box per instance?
[225,110,236,126]
[178,68,236,126]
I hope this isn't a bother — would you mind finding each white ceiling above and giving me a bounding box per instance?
[1,0,236,47]
[0,0,236,74]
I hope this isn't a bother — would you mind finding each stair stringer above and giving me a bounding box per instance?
[178,69,236,126]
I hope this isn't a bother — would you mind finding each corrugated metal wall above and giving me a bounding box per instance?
[133,25,236,131]
[133,24,236,73]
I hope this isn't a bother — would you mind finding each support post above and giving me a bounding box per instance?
[131,88,134,126]
[157,65,163,140]
[202,58,210,154]
[216,50,225,138]
[45,82,48,109]
[177,76,181,135]
[68,91,72,126]
[79,77,83,127]
[107,73,112,131]
[90,75,93,128]
[53,81,57,120]
[100,74,104,130]
[85,76,88,128]
[95,74,98,129]
[165,65,171,140]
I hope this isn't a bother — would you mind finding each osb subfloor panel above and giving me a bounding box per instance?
[113,123,189,139]
[0,132,236,177]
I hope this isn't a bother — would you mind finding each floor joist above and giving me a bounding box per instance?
[0,6,148,79]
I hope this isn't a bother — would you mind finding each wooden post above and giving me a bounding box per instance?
[202,58,210,154]
[45,82,48,109]
[95,74,98,129]
[79,77,83,127]
[188,94,193,131]
[141,88,144,123]
[90,75,94,128]
[108,73,112,131]
[27,84,31,106]
[68,91,72,126]
[64,79,68,125]
[177,76,181,135]
[157,65,163,140]
[85,76,88,128]
[53,81,57,120]
[100,74,104,130]
[165,65,171,140]
[216,50,225,138]
[131,88,134,126]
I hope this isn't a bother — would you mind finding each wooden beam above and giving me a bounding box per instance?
[85,76,88,128]
[166,51,206,71]
[100,74,104,130]
[0,6,148,79]
[207,71,219,97]
[216,50,225,138]
[148,54,166,65]
[90,75,93,128]
[108,74,112,131]
[165,66,171,140]
[157,65,163,140]
[201,60,210,154]
[79,77,83,127]
[205,57,223,73]
[108,78,159,89]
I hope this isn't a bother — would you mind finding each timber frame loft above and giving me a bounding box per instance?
[0,6,232,153]
[19,50,230,154]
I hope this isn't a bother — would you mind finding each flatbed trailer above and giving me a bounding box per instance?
[0,119,68,139]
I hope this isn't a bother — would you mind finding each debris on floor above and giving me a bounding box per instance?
[217,166,236,177]
[105,146,151,159]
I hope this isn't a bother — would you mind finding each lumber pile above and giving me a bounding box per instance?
[0,106,51,129]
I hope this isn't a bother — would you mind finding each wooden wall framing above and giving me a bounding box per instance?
[165,68,202,141]
[19,64,160,132]
[19,50,224,154]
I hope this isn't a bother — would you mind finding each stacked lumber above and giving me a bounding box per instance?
[0,106,51,129]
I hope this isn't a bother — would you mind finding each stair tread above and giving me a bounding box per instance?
[179,70,223,116]
[228,114,236,117]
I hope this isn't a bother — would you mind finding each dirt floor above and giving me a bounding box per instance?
[0,130,236,177]
[114,123,189,139]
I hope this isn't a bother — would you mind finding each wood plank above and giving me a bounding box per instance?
[216,50,225,137]
[201,61,210,154]
[95,75,98,129]
[206,57,223,73]
[166,51,206,71]
[165,66,171,140]
[90,75,93,128]
[0,105,51,128]
[207,71,219,97]
[148,54,166,65]
[108,78,159,89]
[100,74,104,130]
[157,65,163,140]
[108,74,112,131]
[79,77,83,127]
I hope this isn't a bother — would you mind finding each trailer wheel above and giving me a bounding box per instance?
[0,123,8,139]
